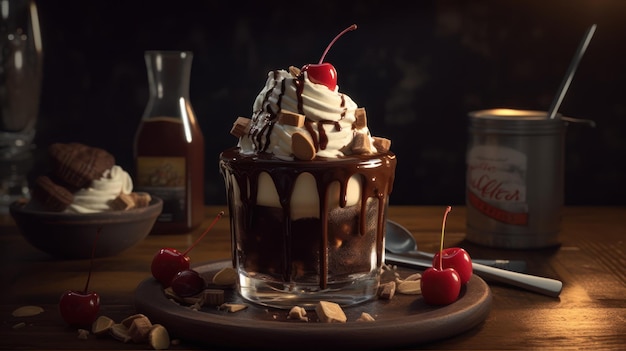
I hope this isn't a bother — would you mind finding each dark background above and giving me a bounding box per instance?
[31,0,626,206]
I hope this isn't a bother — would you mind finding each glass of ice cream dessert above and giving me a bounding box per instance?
[220,25,396,308]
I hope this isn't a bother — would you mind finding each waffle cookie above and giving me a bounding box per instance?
[31,175,74,212]
[48,143,115,190]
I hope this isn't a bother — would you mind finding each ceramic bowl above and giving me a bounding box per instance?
[9,197,162,259]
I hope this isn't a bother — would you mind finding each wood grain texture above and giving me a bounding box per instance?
[1,206,625,350]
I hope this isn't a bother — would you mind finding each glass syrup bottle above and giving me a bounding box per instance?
[133,51,204,234]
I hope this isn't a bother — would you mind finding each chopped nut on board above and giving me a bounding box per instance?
[120,313,149,328]
[202,289,225,306]
[148,324,170,350]
[397,280,422,295]
[378,281,397,300]
[11,305,44,317]
[128,315,153,343]
[77,329,90,340]
[109,323,132,343]
[219,303,248,313]
[356,312,376,322]
[287,306,308,321]
[212,267,237,286]
[92,315,115,336]
[316,301,347,323]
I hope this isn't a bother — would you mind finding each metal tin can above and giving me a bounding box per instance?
[465,109,566,249]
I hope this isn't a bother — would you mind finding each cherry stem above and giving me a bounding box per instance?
[438,206,452,270]
[84,226,102,293]
[182,211,225,256]
[318,24,357,64]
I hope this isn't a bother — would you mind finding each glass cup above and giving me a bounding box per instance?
[220,148,397,308]
[0,0,43,212]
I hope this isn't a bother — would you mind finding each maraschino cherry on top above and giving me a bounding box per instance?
[300,24,357,91]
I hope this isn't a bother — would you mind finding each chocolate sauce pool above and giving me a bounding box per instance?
[220,148,396,289]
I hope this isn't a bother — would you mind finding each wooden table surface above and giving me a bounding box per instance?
[1,206,625,350]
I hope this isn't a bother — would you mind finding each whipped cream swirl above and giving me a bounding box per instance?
[238,69,378,160]
[65,165,133,213]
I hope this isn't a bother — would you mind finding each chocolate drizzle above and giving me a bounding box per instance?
[220,148,396,289]
[248,70,353,157]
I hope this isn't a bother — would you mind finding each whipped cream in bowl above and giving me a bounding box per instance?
[66,165,133,214]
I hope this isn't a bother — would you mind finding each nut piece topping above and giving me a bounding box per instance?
[373,136,391,153]
[292,132,317,160]
[353,107,367,129]
[230,117,251,138]
[351,133,372,154]
[315,301,347,323]
[289,66,301,77]
[110,193,136,211]
[278,110,305,127]
[131,192,152,207]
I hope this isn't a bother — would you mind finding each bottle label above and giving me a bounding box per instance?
[136,156,186,223]
[466,145,529,225]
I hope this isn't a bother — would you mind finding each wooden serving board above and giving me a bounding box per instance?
[134,260,492,350]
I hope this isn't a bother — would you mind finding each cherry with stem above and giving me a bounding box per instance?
[59,226,102,326]
[420,206,462,306]
[151,211,225,287]
[301,24,357,90]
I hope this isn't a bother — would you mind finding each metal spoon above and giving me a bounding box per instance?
[384,220,563,297]
[547,24,597,119]
[385,220,527,272]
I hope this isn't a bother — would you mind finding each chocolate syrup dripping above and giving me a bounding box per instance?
[340,94,346,119]
[304,120,320,151]
[252,71,283,153]
[220,148,396,290]
[317,120,342,151]
[269,168,298,282]
[294,74,305,115]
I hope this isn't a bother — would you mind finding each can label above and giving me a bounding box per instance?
[467,145,529,225]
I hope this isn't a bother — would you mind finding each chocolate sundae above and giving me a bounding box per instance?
[219,25,396,308]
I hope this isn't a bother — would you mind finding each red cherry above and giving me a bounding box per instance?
[300,24,357,90]
[171,269,206,297]
[301,63,338,90]
[420,206,463,305]
[151,247,191,287]
[59,227,101,326]
[420,267,462,305]
[432,247,473,285]
[151,211,224,287]
[59,290,100,326]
